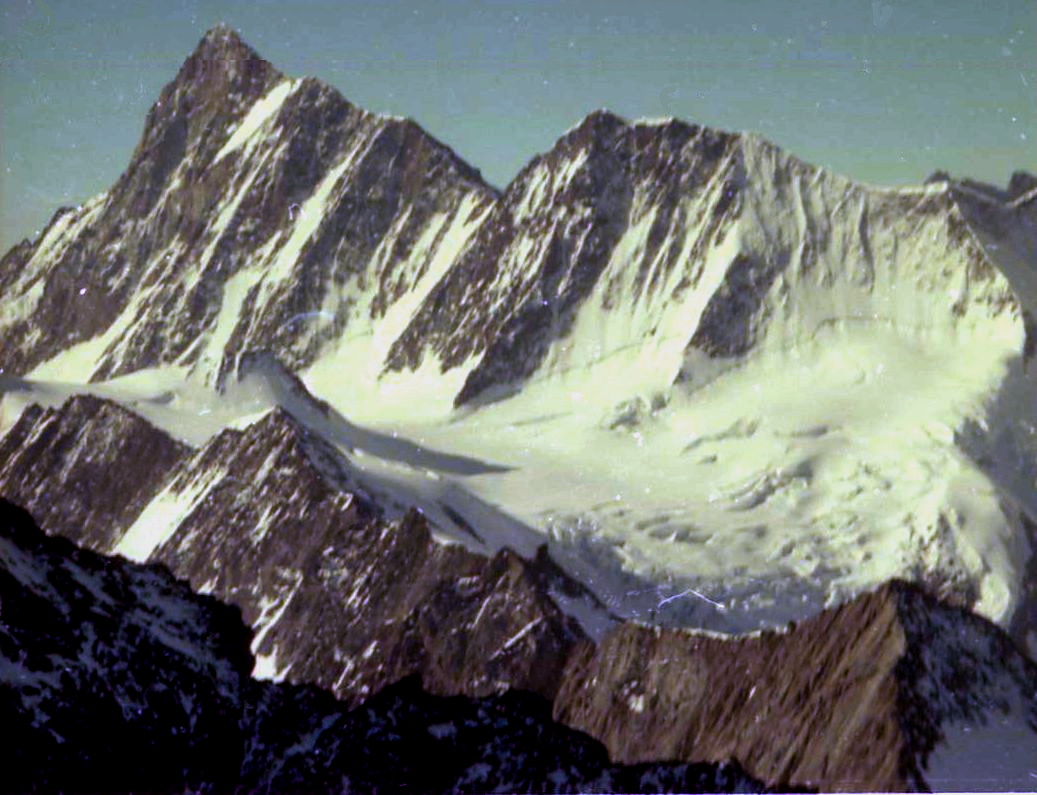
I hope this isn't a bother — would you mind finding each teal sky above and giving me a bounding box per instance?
[2,0,1034,252]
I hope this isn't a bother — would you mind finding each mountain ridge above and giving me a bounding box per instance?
[2,29,1037,790]
[2,24,1036,651]
[2,476,1034,791]
[0,495,774,794]
[1,26,1030,402]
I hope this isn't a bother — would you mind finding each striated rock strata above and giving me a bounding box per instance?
[554,581,1037,791]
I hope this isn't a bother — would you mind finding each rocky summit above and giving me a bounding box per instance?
[2,24,1037,792]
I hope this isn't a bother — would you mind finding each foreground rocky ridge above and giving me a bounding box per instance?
[0,394,595,705]
[1,393,1035,791]
[555,581,1037,791]
[0,497,770,794]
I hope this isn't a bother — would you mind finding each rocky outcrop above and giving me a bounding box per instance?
[0,394,188,550]
[554,581,1037,792]
[150,409,590,704]
[0,497,252,794]
[1,395,592,704]
[0,497,770,794]
[2,395,1035,791]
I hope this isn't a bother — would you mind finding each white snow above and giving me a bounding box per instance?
[249,570,303,680]
[26,237,187,382]
[302,191,492,420]
[500,617,542,651]
[387,316,1025,630]
[252,650,281,680]
[114,469,223,561]
[214,78,298,163]
[293,153,1033,635]
[264,122,386,285]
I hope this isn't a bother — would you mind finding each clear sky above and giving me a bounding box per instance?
[2,0,1034,252]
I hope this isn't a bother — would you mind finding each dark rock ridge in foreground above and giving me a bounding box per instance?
[0,394,596,705]
[0,497,770,794]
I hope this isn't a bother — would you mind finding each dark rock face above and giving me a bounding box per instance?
[0,394,188,550]
[0,497,252,794]
[240,675,771,795]
[554,581,1037,792]
[0,497,769,794]
[1,395,591,705]
[150,409,589,704]
[1008,171,1037,200]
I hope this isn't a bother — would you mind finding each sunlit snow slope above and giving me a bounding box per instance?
[2,26,1036,655]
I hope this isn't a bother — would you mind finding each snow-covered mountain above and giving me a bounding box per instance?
[0,24,493,387]
[3,23,1037,790]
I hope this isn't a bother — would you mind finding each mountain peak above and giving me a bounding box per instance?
[546,108,629,162]
[173,24,279,90]
[570,108,628,137]
[194,23,258,60]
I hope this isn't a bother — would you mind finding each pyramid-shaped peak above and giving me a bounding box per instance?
[160,24,280,107]
[195,23,258,59]
[1008,170,1037,200]
[171,24,279,89]
[551,108,629,155]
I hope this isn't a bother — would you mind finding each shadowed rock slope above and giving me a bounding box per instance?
[0,395,594,705]
[0,497,770,794]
